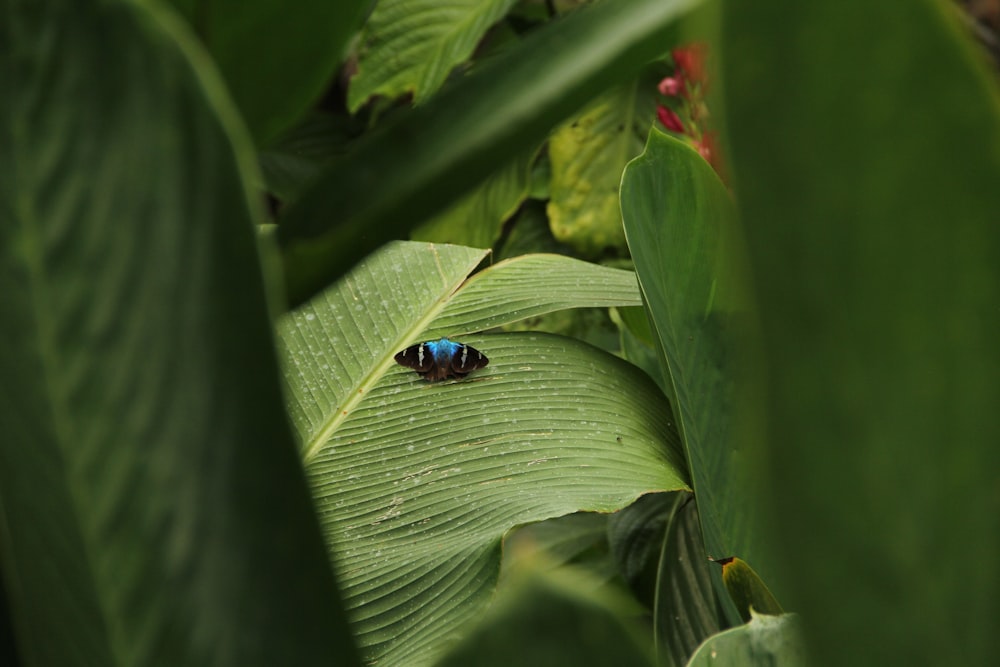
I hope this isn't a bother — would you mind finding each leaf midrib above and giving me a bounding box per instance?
[301,248,485,463]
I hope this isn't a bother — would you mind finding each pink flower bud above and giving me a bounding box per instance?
[657,106,685,133]
[657,76,685,97]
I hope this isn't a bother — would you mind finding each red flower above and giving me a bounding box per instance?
[672,43,707,84]
[657,105,685,133]
[657,76,685,97]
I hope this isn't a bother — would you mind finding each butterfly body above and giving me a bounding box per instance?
[394,338,488,381]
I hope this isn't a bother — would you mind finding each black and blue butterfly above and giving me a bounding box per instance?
[394,338,489,381]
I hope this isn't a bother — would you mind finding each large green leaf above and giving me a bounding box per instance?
[278,0,704,307]
[171,0,369,144]
[620,130,756,575]
[347,0,519,111]
[721,0,1000,665]
[0,1,356,665]
[277,241,688,666]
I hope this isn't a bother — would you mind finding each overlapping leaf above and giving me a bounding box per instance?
[170,0,368,144]
[347,0,519,111]
[412,153,533,249]
[722,1,1000,664]
[279,0,705,306]
[277,241,688,666]
[548,77,663,255]
[0,1,356,664]
[621,130,755,576]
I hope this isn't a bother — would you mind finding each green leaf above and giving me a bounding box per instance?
[495,202,570,259]
[174,0,369,144]
[655,496,723,666]
[278,0,705,307]
[607,492,726,667]
[412,152,533,249]
[611,306,666,393]
[620,130,755,572]
[686,613,805,667]
[280,241,490,447]
[258,112,363,202]
[277,241,688,665]
[616,305,656,348]
[0,1,357,665]
[347,0,520,111]
[548,75,663,256]
[502,512,618,589]
[606,492,676,610]
[718,557,783,623]
[428,252,645,338]
[437,567,656,667]
[721,0,1000,665]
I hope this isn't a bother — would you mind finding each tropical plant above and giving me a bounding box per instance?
[2,0,999,666]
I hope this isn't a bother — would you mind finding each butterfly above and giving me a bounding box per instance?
[394,338,489,381]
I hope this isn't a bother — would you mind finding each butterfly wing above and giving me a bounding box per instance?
[394,343,436,377]
[448,343,489,378]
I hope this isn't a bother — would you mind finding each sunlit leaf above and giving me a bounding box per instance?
[277,241,688,665]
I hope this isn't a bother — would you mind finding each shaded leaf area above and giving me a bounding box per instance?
[278,0,704,307]
[655,496,723,667]
[168,0,369,144]
[612,305,666,394]
[722,1,1000,665]
[0,1,356,665]
[603,491,726,667]
[258,112,366,202]
[686,613,805,667]
[616,304,656,348]
[502,512,620,591]
[717,556,784,623]
[0,576,18,667]
[548,75,664,256]
[621,129,757,576]
[277,242,687,666]
[412,152,534,249]
[607,491,677,611]
[437,567,656,667]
